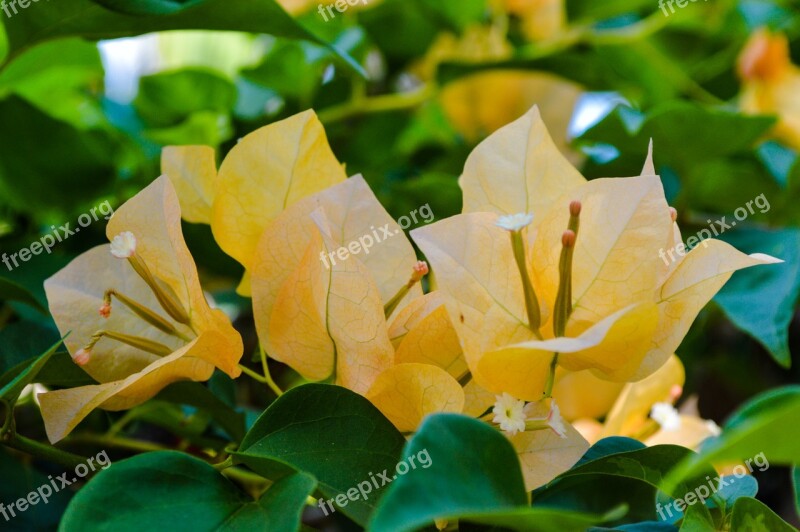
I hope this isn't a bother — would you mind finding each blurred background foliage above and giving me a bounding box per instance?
[2,0,800,526]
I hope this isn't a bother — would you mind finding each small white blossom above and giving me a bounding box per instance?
[651,402,682,431]
[110,231,137,259]
[492,393,527,436]
[496,213,534,232]
[547,400,568,439]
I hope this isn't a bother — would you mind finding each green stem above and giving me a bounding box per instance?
[510,231,542,337]
[63,434,167,453]
[2,434,87,469]
[318,85,436,124]
[259,347,284,397]
[543,353,559,399]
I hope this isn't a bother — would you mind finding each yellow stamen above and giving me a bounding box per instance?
[126,253,191,326]
[81,330,173,357]
[101,289,191,341]
[384,261,428,318]
[509,229,542,335]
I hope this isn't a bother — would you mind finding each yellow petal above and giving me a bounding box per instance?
[601,355,685,439]
[366,363,464,433]
[39,336,218,443]
[211,110,346,294]
[411,212,535,388]
[510,420,589,490]
[478,304,650,401]
[312,210,394,393]
[639,239,782,380]
[552,368,624,421]
[252,175,420,360]
[644,415,719,449]
[161,145,217,225]
[532,175,673,326]
[266,231,335,381]
[463,379,497,417]
[389,292,467,379]
[441,71,581,148]
[459,105,585,220]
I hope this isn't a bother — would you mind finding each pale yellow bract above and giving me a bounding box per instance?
[40,177,243,443]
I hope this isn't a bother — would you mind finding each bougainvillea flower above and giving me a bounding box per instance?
[412,106,781,402]
[248,174,465,432]
[162,110,347,295]
[738,28,800,150]
[39,177,243,443]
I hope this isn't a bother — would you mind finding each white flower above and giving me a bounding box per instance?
[110,231,137,259]
[651,402,682,431]
[492,393,527,436]
[496,213,534,231]
[546,400,568,439]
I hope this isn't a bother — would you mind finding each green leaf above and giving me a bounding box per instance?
[0,38,105,129]
[729,497,796,531]
[663,386,800,493]
[0,447,73,531]
[792,467,799,517]
[234,384,406,526]
[156,380,246,441]
[707,475,758,513]
[0,337,63,404]
[2,0,363,76]
[0,276,46,313]
[60,451,316,531]
[534,443,717,526]
[90,0,206,15]
[714,228,800,368]
[369,414,625,531]
[135,69,236,127]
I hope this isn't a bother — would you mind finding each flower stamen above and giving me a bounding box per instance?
[101,289,192,341]
[497,213,542,336]
[384,261,429,318]
[76,330,174,362]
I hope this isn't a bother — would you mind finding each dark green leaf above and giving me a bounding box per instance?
[714,228,800,367]
[156,380,246,441]
[234,384,406,525]
[0,337,62,404]
[60,451,316,531]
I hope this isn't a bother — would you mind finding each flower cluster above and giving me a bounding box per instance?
[41,106,779,489]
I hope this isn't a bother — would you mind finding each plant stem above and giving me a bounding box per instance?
[62,434,167,453]
[318,85,435,124]
[543,353,559,398]
[2,434,87,469]
[259,347,284,397]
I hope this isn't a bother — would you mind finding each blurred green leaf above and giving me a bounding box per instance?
[0,276,46,313]
[234,384,406,526]
[0,38,105,129]
[714,229,800,368]
[60,451,316,531]
[90,0,206,15]
[0,320,60,376]
[135,69,236,127]
[0,447,73,531]
[729,497,795,531]
[2,0,363,76]
[0,337,62,404]
[707,475,758,514]
[156,380,245,441]
[664,386,800,493]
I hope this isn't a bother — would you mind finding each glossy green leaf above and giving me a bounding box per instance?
[729,497,796,531]
[90,0,206,15]
[664,387,800,493]
[135,69,236,127]
[60,451,316,531]
[714,229,800,368]
[234,384,406,526]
